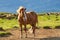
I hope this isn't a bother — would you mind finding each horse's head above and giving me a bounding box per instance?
[17,6,26,14]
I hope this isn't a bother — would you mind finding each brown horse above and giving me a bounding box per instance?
[17,6,38,38]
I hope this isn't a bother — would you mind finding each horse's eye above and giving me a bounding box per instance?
[21,9,24,10]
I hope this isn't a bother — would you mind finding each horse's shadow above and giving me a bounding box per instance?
[40,37,60,40]
[0,32,12,37]
[23,37,60,40]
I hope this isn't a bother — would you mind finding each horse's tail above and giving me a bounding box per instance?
[36,14,39,29]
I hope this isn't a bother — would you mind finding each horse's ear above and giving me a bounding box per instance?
[25,8,26,10]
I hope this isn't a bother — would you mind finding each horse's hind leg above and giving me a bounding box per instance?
[24,25,27,38]
[32,24,36,37]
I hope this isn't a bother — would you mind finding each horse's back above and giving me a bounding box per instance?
[27,11,37,15]
[26,11,38,24]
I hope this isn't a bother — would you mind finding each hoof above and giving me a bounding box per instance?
[25,36,27,38]
[21,37,23,38]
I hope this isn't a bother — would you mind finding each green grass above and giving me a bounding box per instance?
[0,18,19,30]
[0,31,11,37]
[38,15,60,28]
[0,15,60,30]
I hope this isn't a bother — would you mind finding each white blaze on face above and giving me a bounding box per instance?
[23,12,27,21]
[24,12,27,19]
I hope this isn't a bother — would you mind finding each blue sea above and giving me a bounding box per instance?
[0,0,60,13]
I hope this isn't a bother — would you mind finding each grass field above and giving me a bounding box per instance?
[0,13,60,37]
[0,14,60,30]
[38,15,60,28]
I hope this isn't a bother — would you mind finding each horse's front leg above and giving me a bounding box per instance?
[20,24,23,38]
[24,24,27,38]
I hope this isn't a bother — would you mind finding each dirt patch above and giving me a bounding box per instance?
[43,26,52,29]
[0,29,60,40]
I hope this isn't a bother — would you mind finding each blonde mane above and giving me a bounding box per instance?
[17,6,25,13]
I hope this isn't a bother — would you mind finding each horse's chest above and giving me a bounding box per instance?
[18,17,27,24]
[18,14,33,24]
